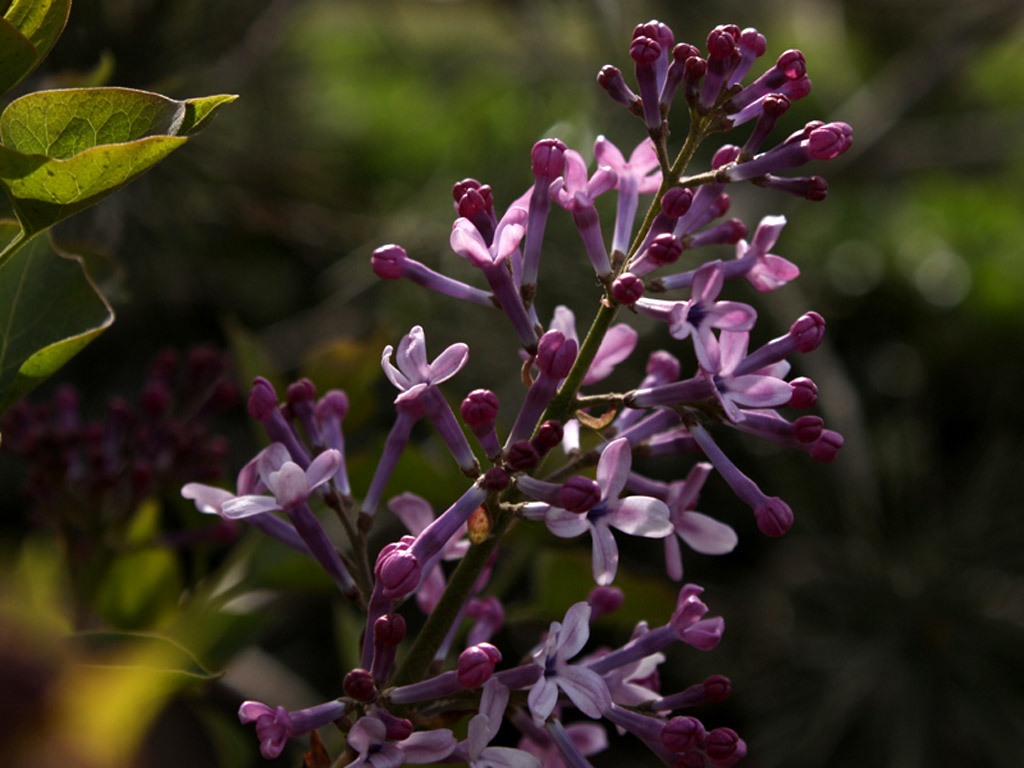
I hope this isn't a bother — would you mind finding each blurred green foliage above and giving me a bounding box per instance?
[2,0,1023,766]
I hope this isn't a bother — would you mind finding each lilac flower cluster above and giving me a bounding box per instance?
[184,19,850,766]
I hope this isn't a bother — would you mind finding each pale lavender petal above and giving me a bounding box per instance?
[706,301,757,331]
[590,524,619,586]
[528,678,559,722]
[494,211,527,263]
[550,305,578,343]
[415,564,447,613]
[181,483,233,515]
[627,138,659,172]
[556,665,612,718]
[381,345,412,390]
[727,374,793,408]
[583,324,638,385]
[596,437,632,501]
[681,616,725,650]
[389,492,434,535]
[566,723,608,755]
[748,253,800,292]
[664,535,684,580]
[400,729,457,763]
[347,716,386,753]
[451,219,495,268]
[718,330,750,375]
[467,714,490,761]
[562,150,589,192]
[258,443,291,484]
[593,135,625,170]
[544,508,590,538]
[477,746,542,768]
[693,324,722,373]
[429,343,470,384]
[398,326,430,381]
[677,512,739,555]
[691,260,724,302]
[268,462,309,508]
[607,497,673,537]
[558,602,592,659]
[305,449,342,491]
[480,679,510,741]
[221,494,281,519]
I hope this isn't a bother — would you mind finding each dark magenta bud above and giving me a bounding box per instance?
[810,430,843,462]
[372,245,407,279]
[377,711,413,741]
[705,727,747,767]
[587,586,624,620]
[531,420,563,454]
[788,377,818,409]
[315,390,350,421]
[374,613,407,647]
[457,642,502,689]
[808,122,853,160]
[535,331,577,379]
[712,145,741,169]
[630,35,661,66]
[661,716,706,753]
[777,49,806,80]
[791,312,826,352]
[343,668,376,702]
[531,138,568,178]
[647,233,684,266]
[755,498,794,537]
[141,380,171,418]
[247,377,279,421]
[505,441,539,472]
[793,415,824,443]
[597,65,642,112]
[374,541,421,598]
[483,466,510,492]
[559,476,601,513]
[612,272,644,305]
[461,389,499,428]
[661,187,694,218]
[286,378,317,408]
[703,674,732,702]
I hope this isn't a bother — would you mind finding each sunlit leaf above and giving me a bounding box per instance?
[0,221,113,413]
[68,629,220,681]
[0,87,237,235]
[0,0,70,96]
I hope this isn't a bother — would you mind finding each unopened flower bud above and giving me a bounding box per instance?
[809,430,843,462]
[535,331,578,379]
[661,716,705,753]
[483,466,510,492]
[343,668,376,702]
[791,311,826,352]
[457,642,502,688]
[788,377,818,409]
[612,272,644,305]
[371,245,407,279]
[531,420,563,455]
[755,497,794,537]
[793,415,824,442]
[587,586,624,620]
[505,441,539,472]
[461,389,499,428]
[377,711,414,741]
[531,138,568,178]
[247,377,279,420]
[705,727,747,767]
[374,542,421,598]
[559,476,601,513]
[374,613,407,647]
[704,674,732,702]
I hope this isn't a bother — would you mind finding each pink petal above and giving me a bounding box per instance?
[607,497,673,537]
[565,722,608,756]
[347,716,386,754]
[451,218,495,268]
[727,374,793,408]
[706,301,757,331]
[221,494,281,519]
[562,150,589,193]
[583,324,638,385]
[718,330,750,375]
[627,137,659,173]
[477,746,542,768]
[397,326,430,381]
[381,345,412,390]
[429,343,469,384]
[593,135,625,171]
[181,483,233,515]
[550,305,578,343]
[677,512,739,555]
[664,535,684,581]
[750,214,787,253]
[305,449,342,491]
[389,492,434,534]
[596,437,632,500]
[691,260,724,302]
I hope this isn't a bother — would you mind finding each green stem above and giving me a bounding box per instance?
[0,226,29,268]
[389,502,513,687]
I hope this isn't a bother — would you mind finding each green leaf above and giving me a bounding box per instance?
[0,87,237,235]
[4,0,71,61]
[0,220,113,413]
[0,0,70,96]
[68,630,221,682]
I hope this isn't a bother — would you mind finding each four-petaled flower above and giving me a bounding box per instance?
[461,679,542,768]
[220,443,341,518]
[543,438,674,585]
[527,602,612,723]
[381,325,469,401]
[344,715,456,768]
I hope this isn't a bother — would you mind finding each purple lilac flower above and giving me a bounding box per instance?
[527,602,611,722]
[723,121,853,181]
[343,715,456,768]
[371,244,494,306]
[238,699,347,760]
[550,150,617,279]
[549,305,638,386]
[456,679,542,768]
[450,205,539,351]
[527,437,673,585]
[635,260,756,372]
[593,136,662,256]
[517,721,607,768]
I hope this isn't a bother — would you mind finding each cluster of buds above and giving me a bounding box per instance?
[185,19,850,766]
[4,345,238,547]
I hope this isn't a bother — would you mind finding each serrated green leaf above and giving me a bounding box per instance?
[0,18,39,96]
[68,630,221,681]
[0,87,236,235]
[4,0,71,62]
[0,220,113,413]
